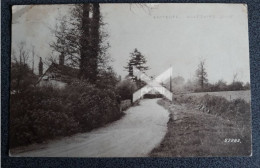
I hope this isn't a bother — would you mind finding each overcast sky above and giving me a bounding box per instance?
[12,3,250,84]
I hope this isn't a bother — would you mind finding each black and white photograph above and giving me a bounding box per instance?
[9,3,252,157]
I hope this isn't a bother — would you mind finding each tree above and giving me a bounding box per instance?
[11,42,37,92]
[116,79,137,101]
[196,60,208,90]
[244,82,250,90]
[232,72,238,84]
[88,3,100,82]
[13,42,29,65]
[50,3,110,83]
[215,79,227,91]
[228,72,244,91]
[96,66,120,89]
[124,48,149,83]
[229,81,244,91]
[79,4,93,81]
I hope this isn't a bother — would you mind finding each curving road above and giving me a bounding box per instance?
[11,99,169,157]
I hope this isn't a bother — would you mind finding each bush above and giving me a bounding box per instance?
[198,95,250,122]
[175,94,250,123]
[10,81,122,148]
[64,81,121,131]
[11,62,38,93]
[10,86,78,147]
[193,80,249,92]
[116,79,137,101]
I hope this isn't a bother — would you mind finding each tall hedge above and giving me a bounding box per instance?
[10,82,121,148]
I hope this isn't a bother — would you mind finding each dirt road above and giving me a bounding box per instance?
[11,99,169,157]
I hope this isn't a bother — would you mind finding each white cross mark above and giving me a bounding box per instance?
[132,66,173,102]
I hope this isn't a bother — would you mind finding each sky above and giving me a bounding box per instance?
[12,3,250,84]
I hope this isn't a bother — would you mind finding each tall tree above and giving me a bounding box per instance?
[125,48,149,82]
[50,3,109,83]
[79,4,92,81]
[50,15,79,67]
[196,60,208,90]
[84,3,100,83]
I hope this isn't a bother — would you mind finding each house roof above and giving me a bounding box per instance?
[36,63,79,84]
[47,63,79,78]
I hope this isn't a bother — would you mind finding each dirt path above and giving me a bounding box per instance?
[11,99,169,157]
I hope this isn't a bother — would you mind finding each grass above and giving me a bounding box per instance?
[183,90,251,103]
[150,96,252,157]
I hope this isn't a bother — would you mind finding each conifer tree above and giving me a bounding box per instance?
[196,60,208,90]
[125,48,149,85]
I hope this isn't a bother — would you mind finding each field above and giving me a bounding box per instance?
[182,90,251,103]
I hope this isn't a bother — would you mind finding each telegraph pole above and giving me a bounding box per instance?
[31,45,35,73]
[170,65,172,92]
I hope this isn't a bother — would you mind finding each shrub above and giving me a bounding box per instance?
[10,81,122,148]
[10,86,79,147]
[64,81,121,131]
[11,62,38,93]
[175,94,250,124]
[116,79,137,101]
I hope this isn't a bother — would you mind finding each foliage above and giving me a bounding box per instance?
[193,80,250,92]
[152,98,251,157]
[64,81,121,131]
[116,79,137,101]
[96,67,120,89]
[228,81,244,91]
[175,94,250,124]
[124,48,149,86]
[11,42,38,93]
[11,62,38,93]
[50,4,110,83]
[10,86,78,147]
[196,60,208,90]
[10,81,122,148]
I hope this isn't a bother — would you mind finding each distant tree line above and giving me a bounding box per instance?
[165,60,250,94]
[194,80,250,92]
[194,60,250,92]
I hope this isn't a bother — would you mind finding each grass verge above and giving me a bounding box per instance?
[150,95,251,157]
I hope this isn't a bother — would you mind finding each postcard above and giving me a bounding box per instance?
[10,3,251,157]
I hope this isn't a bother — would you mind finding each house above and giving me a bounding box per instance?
[37,56,79,89]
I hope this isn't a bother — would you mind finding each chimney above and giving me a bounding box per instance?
[39,57,43,76]
[59,52,64,65]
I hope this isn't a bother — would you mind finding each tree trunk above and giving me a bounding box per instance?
[89,3,100,83]
[79,4,91,80]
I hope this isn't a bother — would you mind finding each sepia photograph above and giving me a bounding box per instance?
[9,3,251,157]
